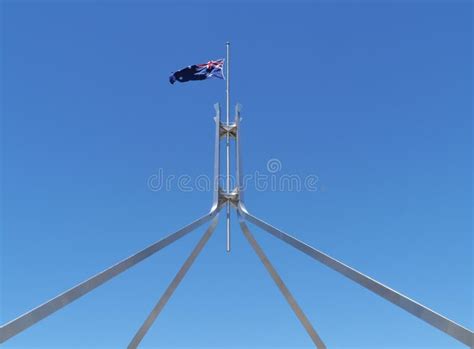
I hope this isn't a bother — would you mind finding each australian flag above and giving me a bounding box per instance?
[169,59,225,84]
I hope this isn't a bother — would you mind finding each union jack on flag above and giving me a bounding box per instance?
[169,59,225,84]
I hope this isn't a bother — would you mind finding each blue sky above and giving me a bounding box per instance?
[1,1,472,348]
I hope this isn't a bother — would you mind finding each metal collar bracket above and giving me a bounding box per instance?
[218,187,239,208]
[219,123,237,138]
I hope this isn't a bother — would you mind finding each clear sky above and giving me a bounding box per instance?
[1,1,472,348]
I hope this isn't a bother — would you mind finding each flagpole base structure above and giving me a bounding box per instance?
[1,60,472,348]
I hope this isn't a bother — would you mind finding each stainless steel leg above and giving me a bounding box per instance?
[0,209,218,344]
[128,217,219,349]
[239,216,326,349]
[239,206,473,348]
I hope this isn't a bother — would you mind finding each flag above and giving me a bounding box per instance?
[169,59,225,84]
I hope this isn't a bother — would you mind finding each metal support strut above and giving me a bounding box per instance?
[238,203,474,348]
[239,217,326,349]
[128,217,219,349]
[0,209,219,344]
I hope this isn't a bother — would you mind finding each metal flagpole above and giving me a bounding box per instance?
[3,45,471,348]
[225,41,231,252]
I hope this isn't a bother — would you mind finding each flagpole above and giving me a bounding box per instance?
[225,41,231,253]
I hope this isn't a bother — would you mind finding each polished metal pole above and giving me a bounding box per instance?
[225,41,231,252]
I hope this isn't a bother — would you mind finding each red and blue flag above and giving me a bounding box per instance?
[169,59,225,84]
